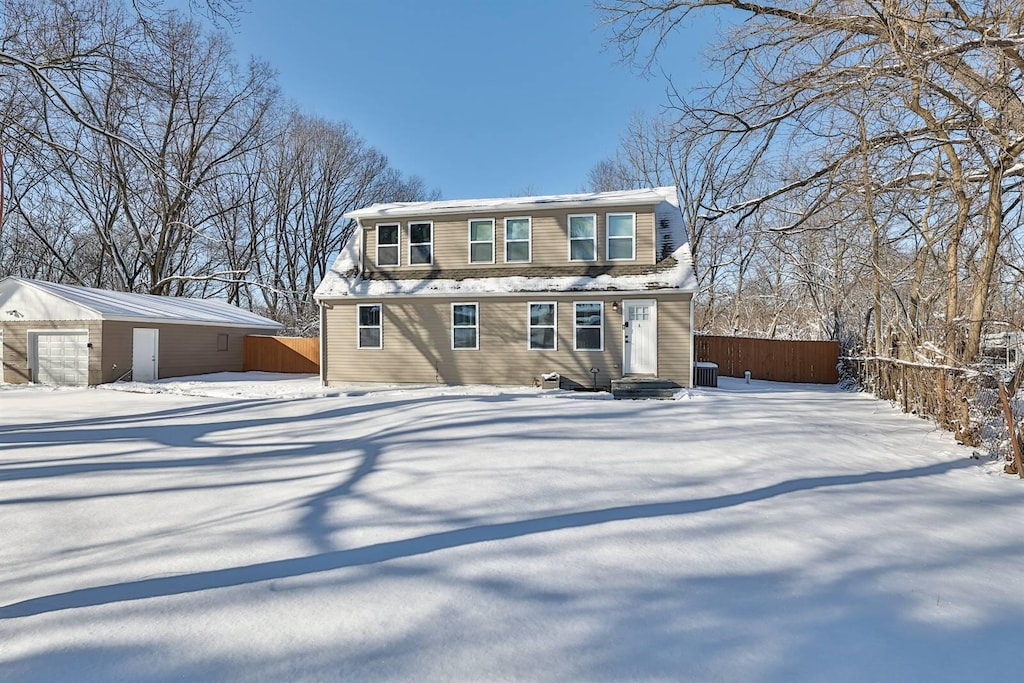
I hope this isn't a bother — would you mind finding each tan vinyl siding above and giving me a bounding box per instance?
[363,203,657,277]
[656,293,694,387]
[323,292,693,388]
[100,323,134,382]
[0,320,103,384]
[101,322,269,383]
[2,319,277,385]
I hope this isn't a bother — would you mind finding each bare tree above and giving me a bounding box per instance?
[598,0,1024,361]
[1,0,437,337]
[253,111,435,332]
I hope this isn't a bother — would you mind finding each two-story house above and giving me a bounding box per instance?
[313,187,697,390]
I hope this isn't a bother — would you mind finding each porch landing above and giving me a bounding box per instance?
[610,377,682,400]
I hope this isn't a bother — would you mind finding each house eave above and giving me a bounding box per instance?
[100,315,282,329]
[315,285,696,303]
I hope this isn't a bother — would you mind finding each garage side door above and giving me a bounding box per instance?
[34,332,89,386]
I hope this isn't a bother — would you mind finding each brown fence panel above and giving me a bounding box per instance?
[695,335,839,384]
[243,336,319,374]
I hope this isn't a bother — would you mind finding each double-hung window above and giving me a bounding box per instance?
[451,303,479,350]
[468,219,494,264]
[568,214,597,261]
[574,302,603,351]
[409,221,433,265]
[357,304,382,349]
[528,302,556,350]
[505,217,531,263]
[606,213,636,261]
[376,224,399,266]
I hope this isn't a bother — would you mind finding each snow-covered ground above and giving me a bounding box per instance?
[97,371,338,399]
[1,376,1021,682]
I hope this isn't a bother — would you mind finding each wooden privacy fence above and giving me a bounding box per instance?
[243,336,319,374]
[695,335,840,384]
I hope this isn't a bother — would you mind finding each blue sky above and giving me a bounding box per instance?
[229,1,716,199]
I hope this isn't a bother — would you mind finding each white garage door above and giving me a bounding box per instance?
[34,332,89,386]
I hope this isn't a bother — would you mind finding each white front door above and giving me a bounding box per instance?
[33,331,89,386]
[132,328,159,382]
[623,299,657,375]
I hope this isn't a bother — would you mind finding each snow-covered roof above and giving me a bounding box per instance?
[345,187,682,220]
[0,277,281,329]
[316,187,697,299]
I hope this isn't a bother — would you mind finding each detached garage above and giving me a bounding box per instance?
[0,277,281,386]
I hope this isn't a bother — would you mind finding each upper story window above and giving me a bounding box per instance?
[468,219,495,264]
[376,223,400,266]
[451,303,479,350]
[528,301,556,350]
[568,214,597,261]
[357,304,382,349]
[574,302,603,351]
[606,213,636,261]
[505,217,531,263]
[409,221,433,265]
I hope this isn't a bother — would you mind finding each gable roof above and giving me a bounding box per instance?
[0,277,281,329]
[345,187,684,221]
[317,187,697,300]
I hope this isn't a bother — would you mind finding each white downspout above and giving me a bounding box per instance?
[319,302,327,387]
[689,294,695,388]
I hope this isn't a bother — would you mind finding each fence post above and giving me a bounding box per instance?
[998,383,1024,479]
[937,371,947,428]
[900,363,908,412]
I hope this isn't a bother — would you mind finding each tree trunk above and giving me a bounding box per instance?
[964,168,1005,361]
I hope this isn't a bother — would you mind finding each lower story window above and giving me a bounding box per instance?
[452,303,479,349]
[574,302,603,350]
[358,304,382,349]
[528,302,556,350]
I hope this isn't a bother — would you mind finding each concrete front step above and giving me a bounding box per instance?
[611,377,681,400]
[612,388,678,399]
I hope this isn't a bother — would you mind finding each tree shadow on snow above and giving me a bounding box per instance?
[0,457,977,619]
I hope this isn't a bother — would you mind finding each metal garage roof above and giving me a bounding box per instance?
[0,277,281,329]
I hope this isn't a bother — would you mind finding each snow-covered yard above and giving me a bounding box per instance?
[1,376,1022,682]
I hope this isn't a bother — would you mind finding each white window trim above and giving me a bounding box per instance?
[451,302,480,350]
[527,301,557,351]
[567,213,598,262]
[573,301,604,351]
[606,212,637,261]
[467,218,495,265]
[504,216,532,264]
[408,220,434,266]
[356,303,383,349]
[375,223,400,267]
